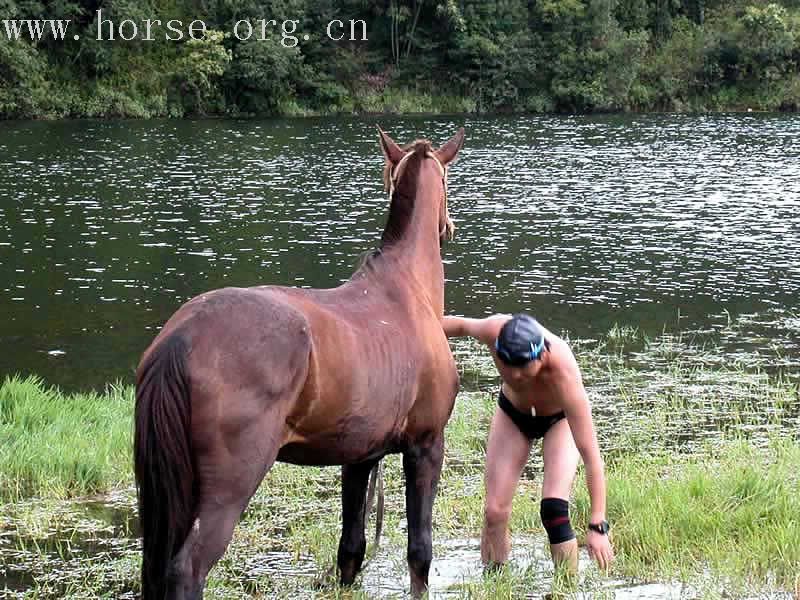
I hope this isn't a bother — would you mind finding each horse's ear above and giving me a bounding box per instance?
[377,126,405,166]
[435,127,465,166]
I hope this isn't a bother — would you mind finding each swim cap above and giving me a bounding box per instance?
[495,313,546,366]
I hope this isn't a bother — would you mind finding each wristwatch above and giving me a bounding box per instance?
[588,520,610,535]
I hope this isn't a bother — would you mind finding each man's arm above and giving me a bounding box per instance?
[570,409,607,522]
[555,349,614,568]
[442,316,472,338]
[560,369,606,522]
[442,314,510,346]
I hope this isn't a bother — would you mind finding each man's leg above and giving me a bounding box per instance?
[481,406,532,566]
[541,418,581,573]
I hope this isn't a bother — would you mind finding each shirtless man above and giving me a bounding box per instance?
[442,313,614,573]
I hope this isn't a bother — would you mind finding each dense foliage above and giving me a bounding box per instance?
[1,0,799,118]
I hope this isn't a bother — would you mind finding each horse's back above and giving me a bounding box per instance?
[141,283,457,465]
[143,286,312,373]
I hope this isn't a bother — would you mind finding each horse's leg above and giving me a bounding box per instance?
[337,458,380,585]
[403,434,445,598]
[169,499,249,599]
[168,405,286,599]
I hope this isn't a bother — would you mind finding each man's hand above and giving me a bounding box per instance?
[586,530,614,571]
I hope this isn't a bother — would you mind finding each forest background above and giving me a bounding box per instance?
[1,0,799,119]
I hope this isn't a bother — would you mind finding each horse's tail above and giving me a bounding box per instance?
[134,334,194,599]
[366,459,385,551]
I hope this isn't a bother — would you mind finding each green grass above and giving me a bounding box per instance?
[1,323,799,597]
[0,375,133,501]
[351,86,478,115]
[576,437,800,593]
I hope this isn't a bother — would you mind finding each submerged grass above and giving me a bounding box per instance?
[1,323,799,597]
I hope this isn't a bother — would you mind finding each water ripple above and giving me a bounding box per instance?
[0,114,798,389]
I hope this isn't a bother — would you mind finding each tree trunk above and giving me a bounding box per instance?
[405,0,424,58]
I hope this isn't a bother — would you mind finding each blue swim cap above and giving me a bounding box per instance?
[495,314,546,366]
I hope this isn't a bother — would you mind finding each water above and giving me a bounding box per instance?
[3,114,800,595]
[2,495,794,599]
[1,114,799,390]
[0,491,138,596]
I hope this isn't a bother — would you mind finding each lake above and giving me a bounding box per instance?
[1,113,799,390]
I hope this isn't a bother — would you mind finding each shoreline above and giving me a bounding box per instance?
[3,106,797,123]
[3,87,798,122]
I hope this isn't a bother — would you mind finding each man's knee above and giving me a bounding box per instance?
[484,499,512,529]
[540,497,576,545]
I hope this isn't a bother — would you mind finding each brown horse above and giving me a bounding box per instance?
[134,127,465,599]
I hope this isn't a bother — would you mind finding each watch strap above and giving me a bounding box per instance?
[588,520,610,534]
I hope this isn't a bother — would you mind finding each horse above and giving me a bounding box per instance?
[133,126,466,599]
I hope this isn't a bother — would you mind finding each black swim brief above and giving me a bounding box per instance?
[498,389,566,440]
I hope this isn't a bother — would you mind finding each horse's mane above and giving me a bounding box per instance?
[353,140,434,274]
[355,247,382,272]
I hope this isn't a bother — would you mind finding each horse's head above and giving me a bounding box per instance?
[377,127,465,245]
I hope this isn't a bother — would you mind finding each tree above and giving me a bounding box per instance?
[223,32,306,114]
[171,29,231,114]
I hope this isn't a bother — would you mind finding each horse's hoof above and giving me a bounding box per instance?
[409,582,429,599]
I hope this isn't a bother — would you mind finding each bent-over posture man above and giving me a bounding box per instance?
[442,313,614,573]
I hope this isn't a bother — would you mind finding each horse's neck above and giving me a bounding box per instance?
[389,238,445,309]
[376,191,445,313]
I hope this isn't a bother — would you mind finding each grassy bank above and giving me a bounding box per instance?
[595,438,800,591]
[5,83,799,121]
[1,326,799,597]
[0,375,132,501]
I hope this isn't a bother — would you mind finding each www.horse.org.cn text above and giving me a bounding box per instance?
[1,12,369,46]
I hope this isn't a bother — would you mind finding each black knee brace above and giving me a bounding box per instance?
[540,497,576,545]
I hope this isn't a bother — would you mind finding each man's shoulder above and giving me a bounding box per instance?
[542,327,567,351]
[546,334,580,372]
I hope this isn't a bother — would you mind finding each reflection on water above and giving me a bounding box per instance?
[1,114,799,390]
[0,490,138,597]
[362,535,556,597]
[362,536,794,599]
[4,509,793,600]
